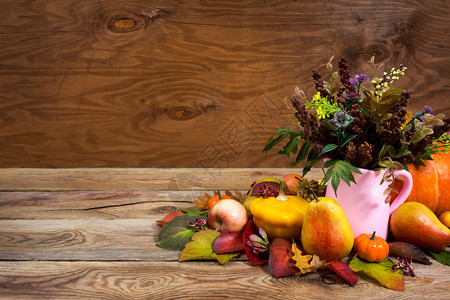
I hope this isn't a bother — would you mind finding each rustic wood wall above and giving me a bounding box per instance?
[0,0,449,168]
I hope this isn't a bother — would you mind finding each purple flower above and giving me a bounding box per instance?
[329,110,354,129]
[418,106,434,121]
[424,106,433,115]
[349,74,369,90]
[345,91,360,102]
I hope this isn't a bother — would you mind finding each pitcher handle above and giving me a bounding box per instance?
[389,170,413,215]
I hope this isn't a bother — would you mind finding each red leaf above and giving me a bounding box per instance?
[327,261,358,286]
[155,210,184,226]
[213,231,244,254]
[269,239,298,278]
[243,220,269,266]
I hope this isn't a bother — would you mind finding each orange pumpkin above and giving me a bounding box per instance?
[354,231,389,262]
[391,151,450,216]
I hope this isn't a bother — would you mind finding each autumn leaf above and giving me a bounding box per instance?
[309,255,328,270]
[156,214,198,251]
[388,242,431,265]
[291,242,327,275]
[194,190,244,209]
[193,192,213,209]
[350,255,404,291]
[291,242,311,273]
[224,190,246,202]
[180,229,240,264]
[327,261,358,286]
[213,231,244,254]
[269,239,298,278]
[155,210,184,226]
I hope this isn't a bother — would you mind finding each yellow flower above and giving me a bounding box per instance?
[316,107,326,119]
[312,92,322,102]
[401,112,413,129]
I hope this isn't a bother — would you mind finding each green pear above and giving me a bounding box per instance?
[390,202,450,252]
[301,197,354,261]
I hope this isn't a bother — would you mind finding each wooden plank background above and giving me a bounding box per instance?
[0,0,449,168]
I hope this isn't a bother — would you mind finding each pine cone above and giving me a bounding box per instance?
[297,179,326,202]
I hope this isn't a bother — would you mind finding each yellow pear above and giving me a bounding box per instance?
[301,197,354,261]
[390,202,450,252]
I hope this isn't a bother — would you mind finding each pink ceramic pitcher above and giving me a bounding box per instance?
[325,168,413,240]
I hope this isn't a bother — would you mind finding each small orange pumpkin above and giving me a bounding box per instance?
[354,231,389,262]
[391,151,450,216]
[207,190,232,209]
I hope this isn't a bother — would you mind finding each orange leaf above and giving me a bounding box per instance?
[291,242,312,274]
[155,210,184,226]
[291,242,328,275]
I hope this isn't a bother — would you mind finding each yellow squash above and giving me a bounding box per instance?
[249,194,309,239]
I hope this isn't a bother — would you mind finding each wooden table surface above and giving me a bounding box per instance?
[0,168,448,299]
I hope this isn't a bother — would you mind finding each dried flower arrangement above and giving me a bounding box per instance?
[263,56,450,194]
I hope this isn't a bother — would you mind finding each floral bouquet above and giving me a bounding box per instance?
[263,56,450,195]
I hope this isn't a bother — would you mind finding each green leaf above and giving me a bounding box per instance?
[410,128,434,144]
[385,145,395,157]
[181,208,208,217]
[331,174,340,195]
[302,150,320,177]
[179,230,240,264]
[428,250,450,265]
[319,144,338,156]
[322,160,361,195]
[322,158,337,169]
[380,88,403,99]
[378,144,388,161]
[291,141,311,165]
[336,167,352,185]
[413,157,426,166]
[378,113,392,123]
[350,256,404,291]
[278,131,301,157]
[340,134,357,147]
[262,127,291,153]
[420,153,433,161]
[156,214,198,251]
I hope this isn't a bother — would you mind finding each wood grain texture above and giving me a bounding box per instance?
[0,168,449,298]
[0,219,177,261]
[0,261,448,300]
[0,0,449,168]
[0,167,324,191]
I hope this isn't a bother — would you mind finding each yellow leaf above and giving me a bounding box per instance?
[291,243,328,275]
[291,242,312,274]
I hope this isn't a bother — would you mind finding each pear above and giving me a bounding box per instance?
[301,197,354,261]
[390,202,450,252]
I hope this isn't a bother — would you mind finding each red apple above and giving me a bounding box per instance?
[208,199,248,232]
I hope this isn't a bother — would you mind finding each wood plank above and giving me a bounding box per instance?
[0,168,323,191]
[0,0,449,168]
[0,191,195,220]
[0,261,448,299]
[0,219,179,261]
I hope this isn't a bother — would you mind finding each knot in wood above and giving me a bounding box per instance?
[114,18,136,29]
[108,14,143,33]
